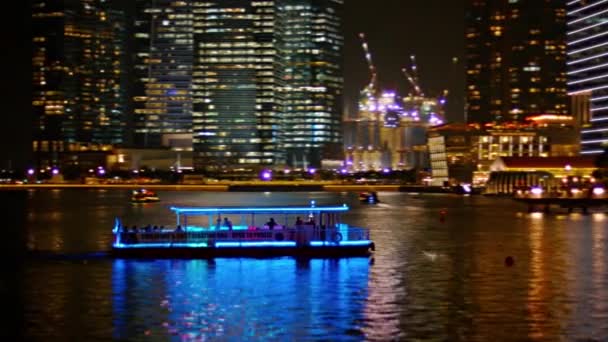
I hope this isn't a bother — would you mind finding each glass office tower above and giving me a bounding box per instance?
[568,1,608,155]
[192,0,343,171]
[466,1,568,123]
[133,0,193,150]
[192,1,285,170]
[280,0,344,168]
[32,0,127,168]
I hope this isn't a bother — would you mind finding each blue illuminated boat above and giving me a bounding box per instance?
[111,202,375,258]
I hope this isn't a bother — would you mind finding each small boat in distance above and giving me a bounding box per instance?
[130,189,160,203]
[111,202,375,258]
[359,191,379,204]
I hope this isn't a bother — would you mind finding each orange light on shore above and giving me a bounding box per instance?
[526,114,573,122]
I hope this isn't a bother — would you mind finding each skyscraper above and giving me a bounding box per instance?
[567,1,608,155]
[192,1,285,171]
[133,0,193,150]
[466,1,568,123]
[32,0,127,168]
[280,0,344,168]
[191,0,343,171]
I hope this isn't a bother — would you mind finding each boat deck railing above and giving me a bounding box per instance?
[114,226,370,246]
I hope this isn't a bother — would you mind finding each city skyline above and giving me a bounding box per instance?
[6,3,608,339]
[1,0,466,172]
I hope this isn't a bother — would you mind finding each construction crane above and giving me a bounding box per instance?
[402,54,424,97]
[401,67,423,97]
[359,33,378,96]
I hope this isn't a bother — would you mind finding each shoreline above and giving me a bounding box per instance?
[0,183,470,194]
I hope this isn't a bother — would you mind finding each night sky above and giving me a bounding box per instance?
[0,0,465,170]
[0,1,31,172]
[343,0,465,122]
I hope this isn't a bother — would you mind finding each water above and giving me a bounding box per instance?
[8,190,608,340]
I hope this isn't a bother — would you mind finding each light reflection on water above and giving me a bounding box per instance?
[112,258,370,341]
[19,190,608,340]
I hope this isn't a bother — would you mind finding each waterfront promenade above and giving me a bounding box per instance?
[0,182,407,192]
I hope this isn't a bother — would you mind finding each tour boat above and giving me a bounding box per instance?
[130,189,160,203]
[111,202,375,258]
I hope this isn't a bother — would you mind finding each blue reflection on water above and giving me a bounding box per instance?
[112,258,371,341]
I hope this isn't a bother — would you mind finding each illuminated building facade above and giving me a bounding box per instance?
[133,0,193,150]
[427,116,580,186]
[485,156,597,194]
[281,0,344,168]
[466,1,568,123]
[567,1,608,155]
[192,1,285,171]
[192,0,343,171]
[32,0,127,168]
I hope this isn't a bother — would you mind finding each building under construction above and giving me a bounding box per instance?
[343,34,446,171]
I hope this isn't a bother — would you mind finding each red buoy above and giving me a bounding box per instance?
[439,209,447,222]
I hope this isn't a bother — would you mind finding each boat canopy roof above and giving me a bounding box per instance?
[170,204,349,216]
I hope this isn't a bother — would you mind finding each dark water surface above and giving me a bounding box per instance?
[9,190,608,340]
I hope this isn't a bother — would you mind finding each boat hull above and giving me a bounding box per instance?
[111,244,373,258]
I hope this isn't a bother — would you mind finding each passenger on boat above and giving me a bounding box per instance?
[175,225,183,232]
[266,218,277,230]
[215,218,222,230]
[131,225,138,233]
[223,217,233,231]
[295,217,304,226]
[159,225,165,232]
[306,216,316,227]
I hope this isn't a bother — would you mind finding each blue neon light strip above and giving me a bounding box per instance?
[114,240,372,249]
[309,241,372,247]
[113,242,209,249]
[170,205,349,215]
[215,242,297,248]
